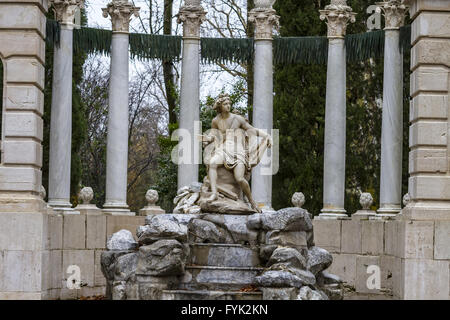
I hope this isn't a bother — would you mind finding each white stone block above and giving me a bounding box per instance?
[412,39,450,69]
[409,0,450,19]
[0,31,45,62]
[409,121,447,147]
[412,12,450,43]
[326,253,356,286]
[48,214,63,250]
[403,259,449,300]
[409,148,447,174]
[0,4,45,35]
[0,212,45,251]
[62,250,95,288]
[409,176,450,200]
[312,220,341,253]
[86,216,106,249]
[411,66,449,97]
[400,220,434,259]
[63,215,86,249]
[355,255,381,294]
[5,58,44,90]
[0,250,43,292]
[361,221,384,255]
[2,140,42,166]
[410,94,448,122]
[0,167,41,192]
[435,221,450,259]
[3,112,43,141]
[341,220,362,254]
[4,85,44,115]
[94,250,106,287]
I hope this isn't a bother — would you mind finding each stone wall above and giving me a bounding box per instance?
[314,217,450,300]
[45,215,144,299]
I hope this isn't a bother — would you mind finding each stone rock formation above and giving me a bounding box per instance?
[101,206,343,300]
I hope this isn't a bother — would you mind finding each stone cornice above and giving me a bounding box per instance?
[376,1,409,30]
[319,0,356,39]
[102,1,140,33]
[248,8,280,41]
[176,5,207,39]
[49,0,84,27]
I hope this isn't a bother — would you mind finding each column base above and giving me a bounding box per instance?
[103,203,134,216]
[317,208,349,220]
[74,204,103,215]
[48,200,79,215]
[377,206,401,215]
[352,209,376,220]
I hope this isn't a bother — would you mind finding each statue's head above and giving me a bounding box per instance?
[213,93,232,114]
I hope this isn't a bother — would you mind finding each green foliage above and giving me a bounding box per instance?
[201,37,254,65]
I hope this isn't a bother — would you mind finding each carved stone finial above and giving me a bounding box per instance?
[375,1,408,30]
[291,192,306,208]
[78,187,94,205]
[254,0,276,9]
[49,0,84,26]
[145,189,159,206]
[359,192,373,210]
[402,193,410,206]
[102,0,140,33]
[319,0,356,38]
[176,3,206,39]
[248,7,280,40]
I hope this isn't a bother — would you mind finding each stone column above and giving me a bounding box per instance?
[48,0,84,213]
[318,0,355,219]
[176,1,206,189]
[249,1,279,211]
[376,1,408,216]
[102,1,139,216]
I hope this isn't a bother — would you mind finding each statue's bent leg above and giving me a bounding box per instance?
[233,163,261,213]
[207,154,224,202]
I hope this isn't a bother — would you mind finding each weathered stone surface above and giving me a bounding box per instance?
[199,196,256,214]
[320,283,343,300]
[267,247,307,270]
[100,250,134,281]
[259,245,278,263]
[190,244,260,268]
[112,281,126,300]
[261,287,298,300]
[297,286,328,300]
[107,229,138,251]
[248,207,313,232]
[435,221,450,259]
[136,240,189,276]
[114,253,138,282]
[307,246,333,275]
[202,215,259,245]
[316,271,342,286]
[265,230,308,247]
[312,220,341,252]
[187,218,234,244]
[138,215,188,244]
[255,269,316,288]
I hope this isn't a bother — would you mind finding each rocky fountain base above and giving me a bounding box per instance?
[101,207,343,300]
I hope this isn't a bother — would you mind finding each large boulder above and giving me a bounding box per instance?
[101,251,134,281]
[136,239,189,276]
[307,246,333,275]
[138,215,187,244]
[187,218,234,243]
[107,230,138,251]
[265,230,308,248]
[247,207,313,232]
[113,253,138,282]
[267,247,307,270]
[202,214,259,245]
[297,286,328,300]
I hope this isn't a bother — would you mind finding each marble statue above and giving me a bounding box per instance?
[199,93,272,213]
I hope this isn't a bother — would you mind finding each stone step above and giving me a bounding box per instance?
[189,243,261,268]
[161,289,262,300]
[179,266,264,291]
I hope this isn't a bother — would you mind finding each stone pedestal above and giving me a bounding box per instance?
[102,1,139,216]
[377,1,408,216]
[48,0,84,213]
[319,1,355,219]
[249,5,279,211]
[176,3,206,189]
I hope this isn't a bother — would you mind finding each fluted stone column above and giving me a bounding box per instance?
[176,1,206,189]
[249,1,279,211]
[48,0,84,213]
[318,0,355,219]
[376,1,408,216]
[102,1,139,216]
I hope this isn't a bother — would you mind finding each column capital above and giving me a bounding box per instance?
[176,3,207,39]
[102,0,140,33]
[376,1,409,30]
[319,0,356,39]
[248,8,280,41]
[49,0,84,27]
